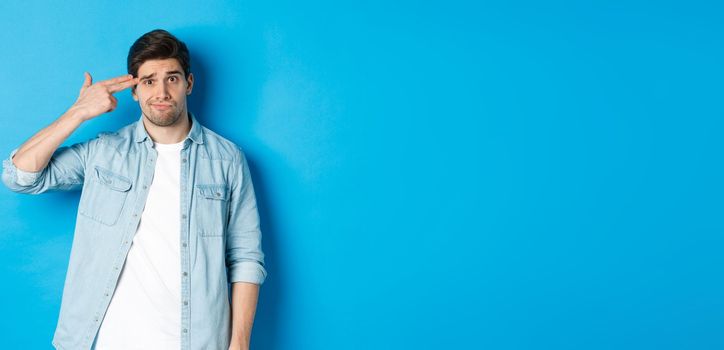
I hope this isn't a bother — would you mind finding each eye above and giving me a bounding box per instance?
[169,76,178,83]
[143,79,154,85]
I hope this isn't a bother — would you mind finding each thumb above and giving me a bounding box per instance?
[81,72,92,91]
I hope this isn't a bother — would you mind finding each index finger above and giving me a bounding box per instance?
[108,78,138,93]
[99,74,134,87]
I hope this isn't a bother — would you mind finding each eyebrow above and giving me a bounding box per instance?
[139,70,184,80]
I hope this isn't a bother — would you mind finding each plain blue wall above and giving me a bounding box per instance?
[1,1,723,349]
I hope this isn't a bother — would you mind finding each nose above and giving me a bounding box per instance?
[155,81,171,100]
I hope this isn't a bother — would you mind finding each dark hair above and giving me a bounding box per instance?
[127,29,191,79]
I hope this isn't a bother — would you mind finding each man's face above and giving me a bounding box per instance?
[132,58,194,127]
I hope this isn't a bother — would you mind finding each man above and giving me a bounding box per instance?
[1,29,266,350]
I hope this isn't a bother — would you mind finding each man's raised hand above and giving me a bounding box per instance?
[70,72,138,121]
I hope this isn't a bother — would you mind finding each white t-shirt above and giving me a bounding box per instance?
[94,141,184,350]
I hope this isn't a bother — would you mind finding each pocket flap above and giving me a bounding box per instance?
[94,166,132,192]
[196,184,229,200]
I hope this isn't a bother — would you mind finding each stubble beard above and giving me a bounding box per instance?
[143,102,185,127]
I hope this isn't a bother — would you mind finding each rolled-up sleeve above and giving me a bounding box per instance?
[1,142,88,194]
[225,148,267,285]
[3,149,43,187]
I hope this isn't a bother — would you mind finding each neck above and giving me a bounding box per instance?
[142,111,191,144]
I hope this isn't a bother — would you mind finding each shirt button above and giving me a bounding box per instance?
[183,301,188,306]
[183,272,188,277]
[143,185,147,189]
[183,328,188,333]
[182,159,187,163]
[182,214,187,219]
[182,242,187,247]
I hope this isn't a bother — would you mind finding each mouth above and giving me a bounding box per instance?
[150,103,173,111]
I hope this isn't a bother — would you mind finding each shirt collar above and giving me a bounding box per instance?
[133,111,204,145]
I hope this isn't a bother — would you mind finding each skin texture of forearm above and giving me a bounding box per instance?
[229,282,260,350]
[12,109,84,172]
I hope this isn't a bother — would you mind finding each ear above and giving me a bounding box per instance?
[186,73,194,95]
[132,88,138,101]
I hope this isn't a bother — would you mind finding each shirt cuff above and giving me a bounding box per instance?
[228,260,267,285]
[3,149,42,187]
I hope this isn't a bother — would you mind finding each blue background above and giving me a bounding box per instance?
[1,1,722,349]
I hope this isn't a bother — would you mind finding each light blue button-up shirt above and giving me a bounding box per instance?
[2,113,267,350]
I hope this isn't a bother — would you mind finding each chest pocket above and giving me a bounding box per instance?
[79,166,133,226]
[195,184,230,237]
